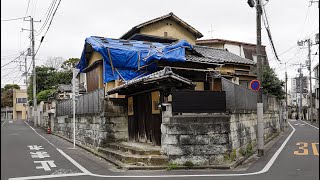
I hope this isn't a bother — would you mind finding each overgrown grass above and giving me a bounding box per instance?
[166,162,179,170]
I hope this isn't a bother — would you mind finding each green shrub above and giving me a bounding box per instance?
[246,143,253,155]
[239,148,246,156]
[224,152,230,161]
[166,162,179,170]
[230,149,237,161]
[183,161,194,168]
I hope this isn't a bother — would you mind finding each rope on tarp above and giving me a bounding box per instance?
[107,47,115,75]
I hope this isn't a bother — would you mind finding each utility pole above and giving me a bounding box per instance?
[285,63,288,123]
[25,56,29,120]
[307,39,313,123]
[256,0,264,157]
[24,17,40,127]
[247,0,264,157]
[299,64,303,120]
[298,38,314,123]
[31,17,37,127]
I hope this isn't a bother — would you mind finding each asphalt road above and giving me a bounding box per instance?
[1,119,319,180]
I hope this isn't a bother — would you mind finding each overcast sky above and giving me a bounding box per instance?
[1,0,319,90]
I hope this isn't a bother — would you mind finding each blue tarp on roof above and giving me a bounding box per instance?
[76,36,192,83]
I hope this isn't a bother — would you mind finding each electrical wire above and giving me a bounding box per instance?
[1,49,28,68]
[34,0,61,56]
[25,0,31,16]
[35,0,57,36]
[1,17,28,21]
[1,64,20,78]
[262,5,280,62]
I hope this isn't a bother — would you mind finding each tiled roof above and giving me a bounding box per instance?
[120,12,203,39]
[57,84,86,92]
[107,67,194,94]
[192,45,255,65]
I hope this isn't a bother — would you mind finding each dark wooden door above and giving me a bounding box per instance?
[128,92,161,146]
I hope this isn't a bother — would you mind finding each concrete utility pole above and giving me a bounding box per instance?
[25,56,29,120]
[307,39,313,123]
[285,64,288,122]
[247,0,264,157]
[23,17,40,127]
[31,17,37,127]
[256,0,264,157]
[298,38,314,122]
[299,64,303,120]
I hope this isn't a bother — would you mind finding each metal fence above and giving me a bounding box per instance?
[221,78,279,112]
[222,78,257,111]
[56,88,104,116]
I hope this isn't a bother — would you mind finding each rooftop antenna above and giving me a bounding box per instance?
[208,24,214,39]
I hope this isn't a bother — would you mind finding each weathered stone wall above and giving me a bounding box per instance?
[54,98,128,149]
[161,114,231,165]
[161,104,281,166]
[229,110,280,158]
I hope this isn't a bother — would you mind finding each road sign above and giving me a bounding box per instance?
[250,80,261,91]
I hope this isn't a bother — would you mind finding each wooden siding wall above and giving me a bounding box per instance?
[86,64,103,92]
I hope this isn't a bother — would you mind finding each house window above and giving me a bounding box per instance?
[16,98,27,104]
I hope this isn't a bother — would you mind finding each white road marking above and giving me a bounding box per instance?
[34,161,57,171]
[56,148,91,174]
[30,152,50,159]
[2,121,6,126]
[302,120,319,130]
[28,145,44,151]
[13,120,297,179]
[8,173,86,180]
[24,121,91,174]
[9,120,13,123]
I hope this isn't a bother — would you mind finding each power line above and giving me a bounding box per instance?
[25,0,31,16]
[1,50,28,68]
[262,5,280,61]
[35,0,57,36]
[1,16,28,21]
[35,0,62,56]
[1,64,20,78]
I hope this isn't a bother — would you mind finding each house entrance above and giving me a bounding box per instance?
[128,91,161,146]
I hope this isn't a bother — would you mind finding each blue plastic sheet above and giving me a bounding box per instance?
[76,36,192,83]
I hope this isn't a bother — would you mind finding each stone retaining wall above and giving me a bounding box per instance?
[54,98,128,149]
[161,104,281,166]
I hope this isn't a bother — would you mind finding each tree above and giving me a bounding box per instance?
[45,56,64,70]
[37,89,55,102]
[1,84,20,107]
[61,58,80,70]
[262,66,285,100]
[27,66,73,104]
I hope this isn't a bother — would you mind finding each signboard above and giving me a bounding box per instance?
[250,80,261,91]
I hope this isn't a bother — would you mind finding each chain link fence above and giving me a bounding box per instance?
[56,88,104,116]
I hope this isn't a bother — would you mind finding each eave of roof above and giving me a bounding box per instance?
[120,12,203,40]
[192,45,256,65]
[107,67,195,95]
[196,38,266,47]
